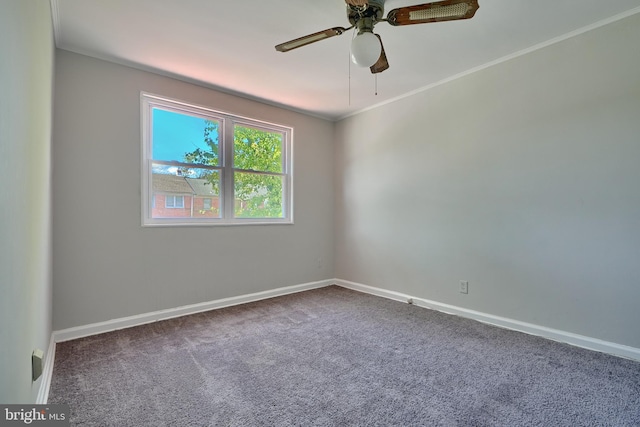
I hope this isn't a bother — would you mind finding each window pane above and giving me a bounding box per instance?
[233,125,283,173]
[151,166,220,219]
[186,173,221,218]
[234,172,284,218]
[152,108,219,167]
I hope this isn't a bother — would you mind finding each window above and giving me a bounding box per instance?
[141,93,293,226]
[165,195,184,209]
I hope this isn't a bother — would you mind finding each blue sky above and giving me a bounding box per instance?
[152,108,215,161]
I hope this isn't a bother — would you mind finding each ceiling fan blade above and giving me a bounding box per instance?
[370,34,389,74]
[275,27,351,52]
[386,0,479,26]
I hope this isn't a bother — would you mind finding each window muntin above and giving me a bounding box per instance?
[142,93,292,226]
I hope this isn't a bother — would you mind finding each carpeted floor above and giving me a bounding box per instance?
[49,286,640,426]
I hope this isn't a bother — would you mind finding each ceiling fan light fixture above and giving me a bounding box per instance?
[350,31,381,67]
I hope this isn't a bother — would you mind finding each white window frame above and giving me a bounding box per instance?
[141,92,293,226]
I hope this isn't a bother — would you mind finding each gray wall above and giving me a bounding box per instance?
[335,14,640,348]
[52,51,335,330]
[0,0,54,403]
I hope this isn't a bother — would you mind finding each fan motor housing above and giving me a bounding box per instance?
[347,0,384,27]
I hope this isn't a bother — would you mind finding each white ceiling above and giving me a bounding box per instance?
[52,0,640,121]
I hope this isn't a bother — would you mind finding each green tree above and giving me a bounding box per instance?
[184,120,219,165]
[180,120,220,196]
[183,120,284,218]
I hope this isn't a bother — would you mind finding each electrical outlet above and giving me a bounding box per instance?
[459,281,469,294]
[32,349,44,381]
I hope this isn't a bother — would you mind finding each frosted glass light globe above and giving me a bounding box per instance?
[350,32,381,67]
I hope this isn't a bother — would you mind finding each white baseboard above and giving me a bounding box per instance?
[45,276,639,406]
[334,279,640,362]
[53,279,333,343]
[36,332,56,404]
[51,277,640,361]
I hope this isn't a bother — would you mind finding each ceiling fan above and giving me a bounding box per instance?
[275,0,479,74]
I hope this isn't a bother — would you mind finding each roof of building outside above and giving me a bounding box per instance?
[152,173,194,194]
[185,177,217,197]
[152,173,219,197]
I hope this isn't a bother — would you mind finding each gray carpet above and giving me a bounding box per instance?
[48,286,640,426]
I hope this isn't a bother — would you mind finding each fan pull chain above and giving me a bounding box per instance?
[375,74,378,96]
[348,50,352,106]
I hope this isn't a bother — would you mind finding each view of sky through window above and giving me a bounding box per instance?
[152,108,214,162]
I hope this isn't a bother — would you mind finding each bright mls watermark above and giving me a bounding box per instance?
[0,405,69,426]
